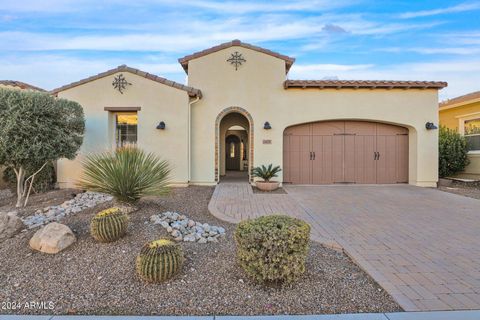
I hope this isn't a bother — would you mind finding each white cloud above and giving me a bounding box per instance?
[399,2,480,19]
[379,46,480,55]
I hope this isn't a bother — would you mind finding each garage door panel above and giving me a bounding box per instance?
[354,135,376,184]
[284,121,408,185]
[312,121,344,135]
[287,135,311,184]
[333,135,344,183]
[344,135,356,183]
[377,123,408,135]
[283,136,291,183]
[312,136,334,184]
[345,121,376,135]
[397,135,409,183]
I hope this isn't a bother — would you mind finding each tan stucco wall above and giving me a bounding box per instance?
[56,72,190,188]
[439,101,480,174]
[188,46,440,187]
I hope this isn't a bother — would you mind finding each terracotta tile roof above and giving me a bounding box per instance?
[284,80,448,90]
[178,39,295,73]
[50,65,202,98]
[0,80,46,92]
[439,91,480,108]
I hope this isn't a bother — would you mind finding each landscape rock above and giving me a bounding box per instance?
[150,211,226,244]
[22,192,113,229]
[29,222,76,254]
[0,211,24,241]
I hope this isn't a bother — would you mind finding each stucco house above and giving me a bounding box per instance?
[439,91,480,176]
[52,40,447,188]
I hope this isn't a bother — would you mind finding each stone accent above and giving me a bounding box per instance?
[29,222,76,254]
[22,191,113,229]
[0,211,24,241]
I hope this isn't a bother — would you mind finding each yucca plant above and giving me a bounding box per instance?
[78,147,171,204]
[252,164,282,182]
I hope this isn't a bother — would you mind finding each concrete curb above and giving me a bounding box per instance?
[2,310,480,319]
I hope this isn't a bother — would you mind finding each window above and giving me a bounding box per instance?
[465,118,480,151]
[229,142,235,158]
[115,112,138,147]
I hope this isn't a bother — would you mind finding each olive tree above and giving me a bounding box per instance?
[0,88,85,207]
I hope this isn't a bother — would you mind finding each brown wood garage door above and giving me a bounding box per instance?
[283,121,408,184]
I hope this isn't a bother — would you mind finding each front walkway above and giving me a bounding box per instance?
[208,182,480,312]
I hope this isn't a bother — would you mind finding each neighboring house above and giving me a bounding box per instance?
[52,40,446,188]
[0,80,46,188]
[439,91,480,175]
[0,80,46,92]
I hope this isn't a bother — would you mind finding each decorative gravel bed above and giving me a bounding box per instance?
[0,186,401,316]
[438,184,480,200]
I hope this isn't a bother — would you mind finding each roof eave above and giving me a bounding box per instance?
[50,65,202,98]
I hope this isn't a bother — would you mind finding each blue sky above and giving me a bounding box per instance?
[0,0,479,100]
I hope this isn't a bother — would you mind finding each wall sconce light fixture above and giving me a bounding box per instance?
[425,122,437,130]
[264,121,271,130]
[156,121,166,130]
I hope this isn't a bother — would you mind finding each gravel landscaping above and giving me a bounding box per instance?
[438,184,480,200]
[0,186,401,316]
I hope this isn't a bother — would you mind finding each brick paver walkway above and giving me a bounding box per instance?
[208,182,480,312]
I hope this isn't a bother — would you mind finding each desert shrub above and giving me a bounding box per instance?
[90,207,129,242]
[3,162,56,193]
[439,126,470,177]
[136,239,184,283]
[234,215,310,284]
[78,147,171,204]
[0,88,84,207]
[252,164,281,181]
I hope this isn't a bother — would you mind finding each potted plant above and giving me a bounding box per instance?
[252,164,282,191]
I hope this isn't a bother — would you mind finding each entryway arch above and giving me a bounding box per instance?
[283,120,409,184]
[215,107,254,182]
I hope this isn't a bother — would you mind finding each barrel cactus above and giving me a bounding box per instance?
[90,207,128,242]
[136,239,184,283]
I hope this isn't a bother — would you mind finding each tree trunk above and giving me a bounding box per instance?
[15,167,26,208]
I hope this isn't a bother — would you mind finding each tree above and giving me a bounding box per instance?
[439,126,470,178]
[0,88,85,207]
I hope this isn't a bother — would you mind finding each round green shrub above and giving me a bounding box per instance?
[234,215,310,284]
[2,162,56,193]
[439,126,470,177]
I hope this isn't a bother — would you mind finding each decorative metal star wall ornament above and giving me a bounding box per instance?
[112,74,131,94]
[227,51,246,70]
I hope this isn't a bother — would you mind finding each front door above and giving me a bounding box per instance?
[225,135,241,170]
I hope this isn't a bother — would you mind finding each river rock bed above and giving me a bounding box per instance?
[22,191,113,228]
[150,211,226,243]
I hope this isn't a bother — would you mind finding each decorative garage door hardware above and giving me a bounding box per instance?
[112,74,131,94]
[227,51,246,70]
[283,121,409,185]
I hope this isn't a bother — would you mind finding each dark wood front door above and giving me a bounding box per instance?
[283,121,408,184]
[226,135,241,171]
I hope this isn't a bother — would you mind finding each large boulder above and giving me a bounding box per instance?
[29,222,76,254]
[0,211,24,241]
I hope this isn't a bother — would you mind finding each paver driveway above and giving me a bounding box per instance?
[209,183,480,311]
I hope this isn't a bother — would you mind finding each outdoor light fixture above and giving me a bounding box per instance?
[425,122,437,130]
[156,121,166,130]
[264,121,272,130]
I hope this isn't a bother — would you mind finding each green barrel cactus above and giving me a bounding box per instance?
[136,239,184,283]
[90,207,128,242]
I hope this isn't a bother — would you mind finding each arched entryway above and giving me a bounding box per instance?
[215,107,253,182]
[283,120,409,184]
